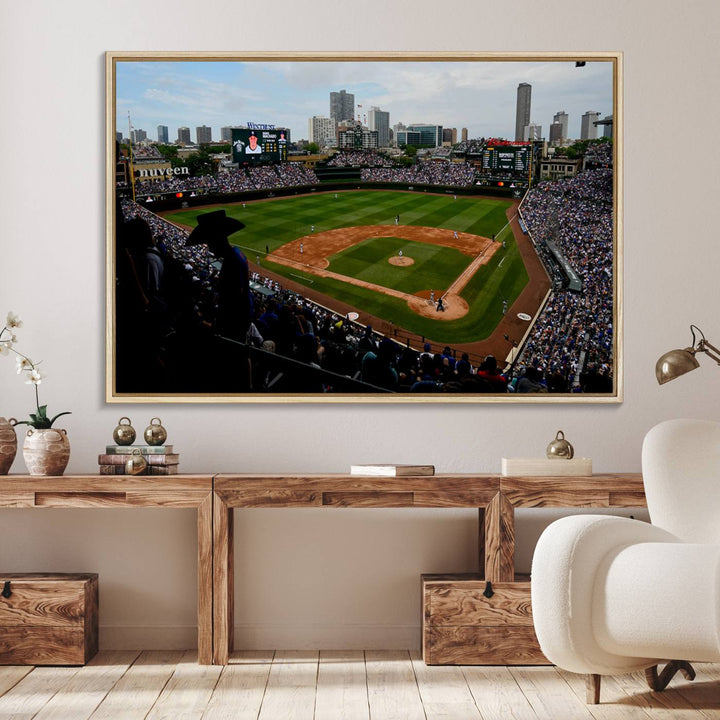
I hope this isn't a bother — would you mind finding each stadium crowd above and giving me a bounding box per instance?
[326,151,393,168]
[134,163,319,197]
[514,166,614,392]
[361,161,475,187]
[584,140,613,168]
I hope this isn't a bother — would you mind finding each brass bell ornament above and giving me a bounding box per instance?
[125,449,147,475]
[144,418,167,446]
[112,417,136,446]
[546,430,574,459]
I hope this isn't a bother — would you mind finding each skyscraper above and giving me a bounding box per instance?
[553,111,568,141]
[581,111,601,140]
[524,123,542,141]
[406,124,443,147]
[600,114,613,139]
[367,106,390,147]
[177,127,191,145]
[196,125,212,144]
[308,116,336,148]
[549,122,564,144]
[130,128,147,143]
[221,126,243,142]
[330,90,355,123]
[157,125,169,144]
[515,83,532,142]
[461,128,468,142]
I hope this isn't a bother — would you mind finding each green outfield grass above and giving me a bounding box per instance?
[327,236,470,295]
[163,190,526,343]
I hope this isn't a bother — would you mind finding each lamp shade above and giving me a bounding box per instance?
[655,348,700,385]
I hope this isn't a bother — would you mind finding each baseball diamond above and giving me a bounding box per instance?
[163,190,550,360]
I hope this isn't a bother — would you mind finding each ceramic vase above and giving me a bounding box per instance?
[0,417,18,475]
[22,428,70,476]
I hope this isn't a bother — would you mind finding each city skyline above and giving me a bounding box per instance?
[116,59,614,145]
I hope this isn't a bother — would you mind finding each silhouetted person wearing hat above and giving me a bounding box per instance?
[187,209,251,341]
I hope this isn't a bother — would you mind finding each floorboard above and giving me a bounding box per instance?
[0,652,717,719]
[202,651,274,720]
[462,665,538,720]
[257,650,319,720]
[145,649,222,720]
[314,650,369,720]
[0,666,80,720]
[89,650,184,720]
[365,650,426,720]
[410,649,483,719]
[32,651,140,720]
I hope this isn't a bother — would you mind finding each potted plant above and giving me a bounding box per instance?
[0,312,71,475]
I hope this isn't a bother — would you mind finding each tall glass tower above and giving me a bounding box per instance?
[515,83,532,141]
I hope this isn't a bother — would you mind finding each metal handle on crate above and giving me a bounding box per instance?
[1,581,11,599]
[483,581,494,598]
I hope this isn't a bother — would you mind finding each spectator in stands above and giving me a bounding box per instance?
[476,355,508,392]
[515,366,548,393]
[186,210,252,341]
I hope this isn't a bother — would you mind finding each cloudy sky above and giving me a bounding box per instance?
[115,59,614,144]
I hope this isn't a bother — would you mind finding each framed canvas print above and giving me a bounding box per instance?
[106,51,622,403]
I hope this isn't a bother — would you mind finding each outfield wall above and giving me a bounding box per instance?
[128,180,522,213]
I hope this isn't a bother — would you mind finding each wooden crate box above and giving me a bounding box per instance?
[422,573,548,665]
[0,573,98,665]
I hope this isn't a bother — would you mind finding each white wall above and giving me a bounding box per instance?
[1,0,719,650]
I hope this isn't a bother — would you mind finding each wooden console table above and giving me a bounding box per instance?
[0,473,647,666]
[0,475,214,665]
[212,473,645,665]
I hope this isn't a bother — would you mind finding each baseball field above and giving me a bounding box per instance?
[163,190,534,346]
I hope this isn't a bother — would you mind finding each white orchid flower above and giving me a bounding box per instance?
[6,312,22,329]
[16,356,33,373]
[0,342,9,356]
[25,368,46,385]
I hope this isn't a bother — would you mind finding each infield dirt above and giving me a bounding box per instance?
[268,224,498,322]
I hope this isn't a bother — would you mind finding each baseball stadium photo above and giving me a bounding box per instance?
[109,53,620,401]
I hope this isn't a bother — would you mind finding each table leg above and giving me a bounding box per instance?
[213,492,234,665]
[197,493,213,665]
[483,492,515,582]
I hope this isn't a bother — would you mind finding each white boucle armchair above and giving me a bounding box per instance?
[531,418,720,704]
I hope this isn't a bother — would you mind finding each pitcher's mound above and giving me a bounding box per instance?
[389,256,414,266]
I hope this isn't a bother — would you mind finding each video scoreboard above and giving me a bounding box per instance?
[232,128,288,164]
[482,145,530,173]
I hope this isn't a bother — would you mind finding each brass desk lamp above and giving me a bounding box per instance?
[656,325,720,384]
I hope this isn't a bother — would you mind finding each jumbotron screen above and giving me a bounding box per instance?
[482,146,529,173]
[232,128,288,163]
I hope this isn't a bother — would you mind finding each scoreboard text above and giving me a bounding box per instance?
[232,128,288,164]
[482,146,529,173]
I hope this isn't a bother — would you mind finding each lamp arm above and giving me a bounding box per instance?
[698,339,720,365]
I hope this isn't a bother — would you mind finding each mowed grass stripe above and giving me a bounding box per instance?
[327,237,470,295]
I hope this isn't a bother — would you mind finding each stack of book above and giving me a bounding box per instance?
[98,445,180,475]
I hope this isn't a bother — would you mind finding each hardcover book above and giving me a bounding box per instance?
[349,464,435,477]
[98,453,179,466]
[98,464,179,475]
[105,445,174,454]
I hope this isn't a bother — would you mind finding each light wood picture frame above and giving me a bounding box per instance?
[106,51,622,403]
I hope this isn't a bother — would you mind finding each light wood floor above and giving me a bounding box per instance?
[0,650,718,719]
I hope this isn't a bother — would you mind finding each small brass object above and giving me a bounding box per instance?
[112,417,136,446]
[144,417,167,446]
[546,430,574,459]
[125,448,147,475]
